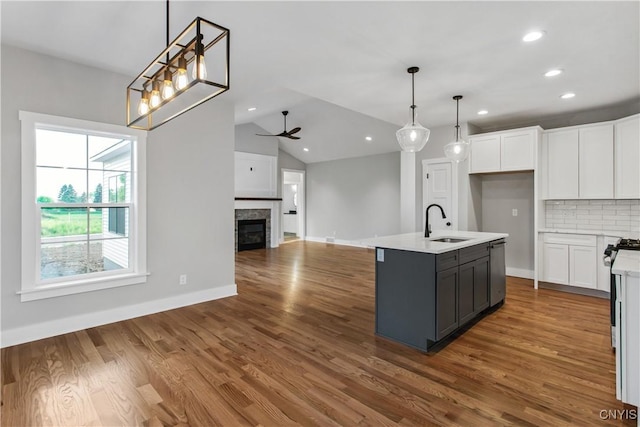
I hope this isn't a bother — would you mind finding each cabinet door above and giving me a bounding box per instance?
[469,135,501,173]
[579,124,614,199]
[542,243,569,285]
[501,130,535,171]
[436,266,458,340]
[473,256,490,313]
[569,245,597,289]
[547,130,579,199]
[615,115,640,199]
[458,263,475,326]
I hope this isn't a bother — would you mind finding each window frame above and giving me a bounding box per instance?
[20,111,148,302]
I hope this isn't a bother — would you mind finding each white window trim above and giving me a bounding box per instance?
[19,111,148,302]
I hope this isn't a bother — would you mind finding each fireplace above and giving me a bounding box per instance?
[237,219,267,251]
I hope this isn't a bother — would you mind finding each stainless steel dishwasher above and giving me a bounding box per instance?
[490,239,506,306]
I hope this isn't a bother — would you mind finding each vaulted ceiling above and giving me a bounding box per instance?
[2,1,638,163]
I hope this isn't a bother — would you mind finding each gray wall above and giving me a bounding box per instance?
[306,152,400,241]
[1,45,235,334]
[480,173,535,273]
[235,123,278,156]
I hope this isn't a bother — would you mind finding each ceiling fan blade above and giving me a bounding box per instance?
[286,135,301,140]
[255,133,277,137]
[286,127,302,135]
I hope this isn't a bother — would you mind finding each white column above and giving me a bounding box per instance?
[400,151,416,233]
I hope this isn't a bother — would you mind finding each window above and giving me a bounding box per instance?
[20,112,147,301]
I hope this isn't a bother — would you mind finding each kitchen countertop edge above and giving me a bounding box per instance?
[538,228,638,238]
[612,250,640,277]
[362,231,509,255]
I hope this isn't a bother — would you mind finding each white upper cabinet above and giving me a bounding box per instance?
[546,129,579,199]
[544,122,614,199]
[469,127,539,174]
[579,124,614,199]
[469,134,500,173]
[501,130,537,171]
[615,114,640,199]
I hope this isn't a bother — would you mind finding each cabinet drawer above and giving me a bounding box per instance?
[436,251,458,272]
[459,243,490,265]
[542,233,596,246]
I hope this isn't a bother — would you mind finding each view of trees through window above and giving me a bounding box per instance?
[36,128,132,280]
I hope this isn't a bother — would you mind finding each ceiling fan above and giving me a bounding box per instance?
[256,111,302,140]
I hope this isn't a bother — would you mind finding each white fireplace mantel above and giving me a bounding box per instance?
[234,199,281,248]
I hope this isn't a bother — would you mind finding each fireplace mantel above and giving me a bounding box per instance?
[235,199,281,248]
[235,197,282,201]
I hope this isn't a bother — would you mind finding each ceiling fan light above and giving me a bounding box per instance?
[396,122,430,153]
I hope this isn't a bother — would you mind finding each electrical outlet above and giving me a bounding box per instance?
[512,209,518,217]
[179,274,187,285]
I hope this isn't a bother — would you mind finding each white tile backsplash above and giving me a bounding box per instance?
[545,199,640,233]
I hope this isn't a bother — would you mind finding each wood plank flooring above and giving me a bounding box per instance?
[1,241,635,426]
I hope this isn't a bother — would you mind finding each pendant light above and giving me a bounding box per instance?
[396,67,430,152]
[126,0,230,131]
[444,95,469,162]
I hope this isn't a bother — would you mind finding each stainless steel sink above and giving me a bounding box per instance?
[430,237,469,243]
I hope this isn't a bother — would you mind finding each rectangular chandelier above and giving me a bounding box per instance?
[126,17,230,131]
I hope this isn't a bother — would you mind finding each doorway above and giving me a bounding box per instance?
[422,158,457,233]
[281,169,305,242]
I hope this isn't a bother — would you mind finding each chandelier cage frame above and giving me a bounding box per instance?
[126,12,230,131]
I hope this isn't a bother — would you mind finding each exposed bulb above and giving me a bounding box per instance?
[175,57,189,90]
[149,82,161,108]
[161,69,175,100]
[410,130,417,141]
[137,90,150,115]
[192,54,207,80]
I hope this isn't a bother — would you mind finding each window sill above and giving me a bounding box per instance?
[18,272,150,302]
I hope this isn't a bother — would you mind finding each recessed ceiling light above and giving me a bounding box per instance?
[303,147,309,152]
[523,31,544,42]
[365,136,373,142]
[247,107,257,112]
[477,110,489,115]
[545,69,563,77]
[560,92,575,99]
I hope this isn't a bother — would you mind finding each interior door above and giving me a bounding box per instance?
[423,161,453,233]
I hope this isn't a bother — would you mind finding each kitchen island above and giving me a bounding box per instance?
[363,230,508,352]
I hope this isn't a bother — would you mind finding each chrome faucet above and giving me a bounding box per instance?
[425,204,447,238]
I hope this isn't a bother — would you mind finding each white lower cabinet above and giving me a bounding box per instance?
[569,245,597,289]
[541,233,598,289]
[542,243,569,285]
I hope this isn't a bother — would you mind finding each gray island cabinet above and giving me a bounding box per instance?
[364,231,508,352]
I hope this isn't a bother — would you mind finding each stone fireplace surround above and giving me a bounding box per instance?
[234,198,281,251]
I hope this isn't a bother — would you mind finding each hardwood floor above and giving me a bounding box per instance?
[1,241,635,426]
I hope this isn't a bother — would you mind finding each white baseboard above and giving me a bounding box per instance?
[1,284,237,348]
[304,236,368,249]
[506,267,534,280]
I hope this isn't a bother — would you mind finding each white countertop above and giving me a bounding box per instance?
[612,250,640,277]
[361,230,508,254]
[539,228,639,239]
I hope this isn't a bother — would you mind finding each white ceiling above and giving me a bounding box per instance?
[2,1,639,163]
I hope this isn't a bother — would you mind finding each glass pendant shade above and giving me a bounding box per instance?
[396,121,430,153]
[396,66,430,152]
[444,95,469,162]
[444,139,469,162]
